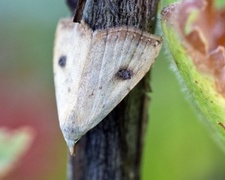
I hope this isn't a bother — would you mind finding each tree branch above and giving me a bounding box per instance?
[65,0,160,179]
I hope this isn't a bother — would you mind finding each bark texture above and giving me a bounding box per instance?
[66,0,160,179]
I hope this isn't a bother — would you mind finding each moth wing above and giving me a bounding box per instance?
[94,28,162,128]
[53,18,92,146]
[54,20,162,152]
[76,27,162,132]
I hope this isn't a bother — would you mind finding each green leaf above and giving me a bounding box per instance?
[0,127,35,178]
[161,10,225,151]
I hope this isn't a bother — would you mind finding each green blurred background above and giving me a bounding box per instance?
[1,0,225,180]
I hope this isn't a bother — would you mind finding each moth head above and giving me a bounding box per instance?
[60,123,83,155]
[66,139,79,156]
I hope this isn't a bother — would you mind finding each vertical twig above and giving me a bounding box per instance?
[65,0,160,179]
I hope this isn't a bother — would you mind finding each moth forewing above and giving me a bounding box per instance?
[53,19,93,150]
[53,18,162,155]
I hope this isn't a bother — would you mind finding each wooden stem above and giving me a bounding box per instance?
[66,0,160,179]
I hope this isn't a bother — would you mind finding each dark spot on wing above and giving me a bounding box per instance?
[117,69,133,80]
[68,87,71,93]
[89,92,94,97]
[58,55,67,67]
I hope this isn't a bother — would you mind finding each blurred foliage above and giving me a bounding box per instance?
[0,1,68,180]
[161,0,225,158]
[142,0,225,180]
[142,52,225,180]
[0,0,225,180]
[0,127,35,178]
[215,0,225,8]
[160,0,225,9]
[159,0,176,9]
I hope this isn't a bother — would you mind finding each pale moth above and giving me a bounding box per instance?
[53,18,162,155]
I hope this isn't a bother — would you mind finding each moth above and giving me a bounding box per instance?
[53,18,162,155]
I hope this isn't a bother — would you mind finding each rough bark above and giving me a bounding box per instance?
[66,0,160,179]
